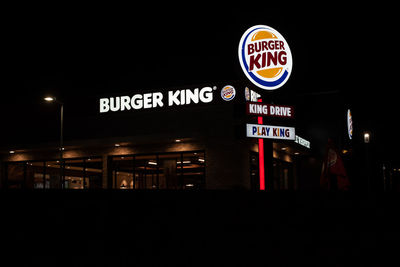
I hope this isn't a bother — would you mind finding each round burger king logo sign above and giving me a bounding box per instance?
[238,25,293,90]
[221,85,236,101]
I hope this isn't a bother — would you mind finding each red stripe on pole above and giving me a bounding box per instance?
[257,98,265,190]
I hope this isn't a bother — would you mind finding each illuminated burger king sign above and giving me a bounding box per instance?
[221,85,236,101]
[239,25,293,90]
[99,85,236,113]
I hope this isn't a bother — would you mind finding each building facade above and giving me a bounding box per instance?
[0,82,317,190]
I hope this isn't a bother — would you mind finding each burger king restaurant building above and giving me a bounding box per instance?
[0,82,316,191]
[1,26,319,191]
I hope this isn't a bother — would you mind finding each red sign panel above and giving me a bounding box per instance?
[246,102,294,118]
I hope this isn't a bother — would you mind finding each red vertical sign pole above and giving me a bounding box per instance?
[257,98,265,190]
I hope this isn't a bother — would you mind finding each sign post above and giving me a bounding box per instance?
[256,99,265,190]
[240,25,294,191]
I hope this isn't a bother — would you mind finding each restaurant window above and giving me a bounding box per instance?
[64,157,103,189]
[85,158,103,189]
[249,151,259,190]
[64,159,85,189]
[135,154,158,190]
[249,150,296,191]
[181,152,205,190]
[112,156,134,189]
[110,151,205,190]
[4,157,103,189]
[46,160,62,188]
[158,153,180,189]
[30,161,48,189]
[6,162,25,189]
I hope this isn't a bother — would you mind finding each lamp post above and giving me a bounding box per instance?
[363,131,371,192]
[44,96,64,189]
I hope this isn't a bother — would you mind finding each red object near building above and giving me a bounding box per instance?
[320,139,350,191]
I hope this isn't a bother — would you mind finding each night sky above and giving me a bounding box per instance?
[3,6,400,265]
[2,5,398,160]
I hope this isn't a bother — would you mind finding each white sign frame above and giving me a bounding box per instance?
[246,124,295,140]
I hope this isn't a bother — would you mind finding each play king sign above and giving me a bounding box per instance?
[246,123,295,140]
[239,25,293,90]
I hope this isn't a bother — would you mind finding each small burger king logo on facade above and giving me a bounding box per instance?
[347,109,353,140]
[221,85,236,101]
[239,25,293,90]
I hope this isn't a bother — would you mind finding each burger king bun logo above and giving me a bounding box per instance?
[239,25,293,90]
[221,85,236,101]
[347,109,353,140]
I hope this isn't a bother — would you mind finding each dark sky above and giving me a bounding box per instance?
[2,5,398,159]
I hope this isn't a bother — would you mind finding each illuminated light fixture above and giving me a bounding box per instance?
[175,139,181,142]
[177,161,191,164]
[87,158,91,161]
[44,96,55,102]
[9,150,15,154]
[281,147,287,151]
[59,147,64,151]
[114,143,120,147]
[186,184,194,187]
[364,132,370,143]
[198,158,205,162]
[121,156,124,159]
[148,161,157,165]
[342,149,348,154]
[294,152,300,155]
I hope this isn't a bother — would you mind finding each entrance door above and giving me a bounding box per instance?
[273,159,294,191]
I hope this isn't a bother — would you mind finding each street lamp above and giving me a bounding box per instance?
[44,96,64,189]
[363,130,371,192]
[363,132,370,144]
[44,96,55,102]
